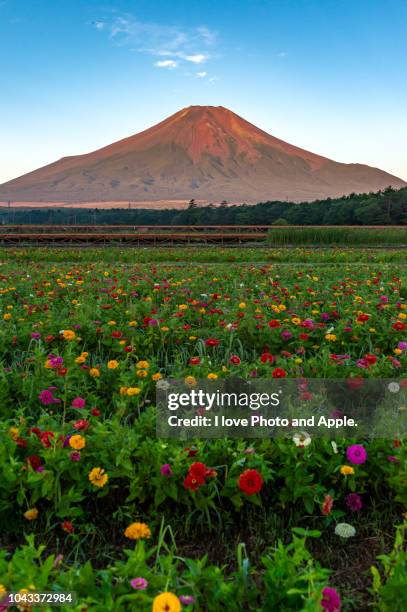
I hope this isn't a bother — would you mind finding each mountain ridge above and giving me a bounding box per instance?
[1,105,405,204]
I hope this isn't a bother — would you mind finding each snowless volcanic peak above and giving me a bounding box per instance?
[0,105,405,204]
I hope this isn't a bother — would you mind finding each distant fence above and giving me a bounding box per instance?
[0,225,404,246]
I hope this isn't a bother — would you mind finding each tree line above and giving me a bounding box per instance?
[1,187,406,225]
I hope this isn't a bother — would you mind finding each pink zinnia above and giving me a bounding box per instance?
[179,595,195,605]
[71,397,86,409]
[160,463,173,477]
[346,444,367,465]
[321,587,341,612]
[130,577,148,590]
[346,493,362,512]
[39,388,61,405]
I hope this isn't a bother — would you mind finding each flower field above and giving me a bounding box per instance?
[0,247,406,611]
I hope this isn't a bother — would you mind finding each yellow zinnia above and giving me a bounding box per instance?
[136,360,150,369]
[340,465,355,475]
[24,508,38,521]
[69,435,85,450]
[152,592,181,612]
[124,522,151,540]
[88,467,109,488]
[107,360,119,369]
[61,329,76,340]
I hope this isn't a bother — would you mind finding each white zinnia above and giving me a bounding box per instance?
[335,523,356,538]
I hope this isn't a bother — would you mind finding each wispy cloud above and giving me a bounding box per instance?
[185,53,208,64]
[196,71,207,78]
[155,59,178,69]
[92,14,217,77]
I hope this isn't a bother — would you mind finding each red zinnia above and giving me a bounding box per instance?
[205,338,220,347]
[238,469,264,495]
[229,355,241,365]
[260,352,275,364]
[268,319,281,328]
[183,473,201,491]
[188,462,207,484]
[61,520,75,534]
[40,431,54,448]
[73,419,89,431]
[189,357,201,366]
[321,494,334,516]
[364,353,377,365]
[272,367,287,378]
[27,455,42,470]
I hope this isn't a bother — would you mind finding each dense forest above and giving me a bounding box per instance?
[1,187,406,225]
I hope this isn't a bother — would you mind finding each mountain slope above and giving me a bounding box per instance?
[1,106,405,203]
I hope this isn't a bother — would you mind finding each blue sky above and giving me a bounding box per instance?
[1,0,406,184]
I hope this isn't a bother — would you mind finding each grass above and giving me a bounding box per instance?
[0,245,407,264]
[267,226,407,246]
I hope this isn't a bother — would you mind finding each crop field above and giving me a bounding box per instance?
[0,247,406,611]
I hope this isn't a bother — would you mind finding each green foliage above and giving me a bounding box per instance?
[0,530,332,611]
[267,226,407,245]
[1,186,406,225]
[370,523,407,611]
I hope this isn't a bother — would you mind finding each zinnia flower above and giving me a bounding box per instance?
[238,469,264,495]
[160,464,173,477]
[61,329,76,340]
[335,522,356,538]
[71,397,86,409]
[272,367,286,378]
[27,455,42,470]
[184,461,208,491]
[24,508,38,520]
[124,522,151,540]
[205,338,219,347]
[322,494,334,516]
[346,493,362,512]
[260,352,274,364]
[39,388,61,405]
[152,592,181,612]
[293,432,311,447]
[69,435,85,450]
[61,520,74,533]
[179,595,195,605]
[321,586,341,612]
[88,467,109,488]
[130,577,148,590]
[346,444,367,465]
[340,465,355,475]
